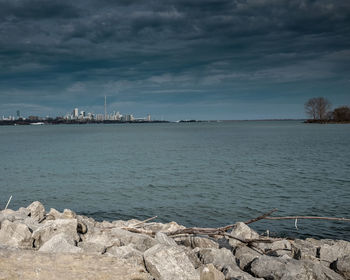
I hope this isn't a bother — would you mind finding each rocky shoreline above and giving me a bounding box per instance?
[0,201,349,280]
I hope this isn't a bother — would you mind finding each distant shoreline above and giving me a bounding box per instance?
[304,120,350,124]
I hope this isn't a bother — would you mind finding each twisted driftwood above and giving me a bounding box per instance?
[121,209,350,244]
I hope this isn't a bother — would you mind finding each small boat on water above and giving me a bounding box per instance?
[30,122,45,125]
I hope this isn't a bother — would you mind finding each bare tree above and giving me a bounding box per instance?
[305,97,331,120]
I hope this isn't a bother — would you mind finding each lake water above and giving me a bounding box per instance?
[0,121,349,240]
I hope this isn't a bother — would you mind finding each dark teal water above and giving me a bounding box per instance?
[0,121,349,240]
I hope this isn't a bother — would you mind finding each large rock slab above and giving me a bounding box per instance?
[144,243,199,280]
[319,240,350,265]
[222,263,264,280]
[0,220,33,249]
[106,244,144,266]
[175,235,219,249]
[27,201,45,222]
[198,248,236,271]
[155,232,177,246]
[200,263,225,280]
[39,233,82,253]
[110,228,157,252]
[331,255,350,279]
[254,239,292,257]
[250,255,345,280]
[0,249,152,280]
[234,244,261,270]
[32,219,79,248]
[231,222,259,241]
[0,209,29,223]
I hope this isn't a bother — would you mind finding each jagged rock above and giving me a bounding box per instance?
[78,241,106,254]
[222,263,264,280]
[144,243,199,280]
[198,248,236,271]
[0,209,28,223]
[331,255,350,279]
[319,240,350,265]
[23,216,40,232]
[0,220,33,249]
[291,238,320,261]
[39,233,82,253]
[230,222,259,241]
[62,209,76,219]
[187,248,203,269]
[142,221,186,233]
[234,244,261,270]
[110,228,157,252]
[254,239,292,257]
[155,232,177,246]
[200,263,225,280]
[106,244,144,266]
[250,255,345,280]
[76,215,96,238]
[46,208,62,220]
[0,249,152,280]
[26,201,45,222]
[32,219,79,248]
[175,235,219,249]
[82,229,121,248]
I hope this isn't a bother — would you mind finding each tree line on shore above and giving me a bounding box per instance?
[305,97,350,122]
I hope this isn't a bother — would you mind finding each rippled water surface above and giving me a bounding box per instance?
[0,121,349,240]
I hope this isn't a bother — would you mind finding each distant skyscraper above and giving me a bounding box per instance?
[104,96,107,120]
[73,108,79,118]
[16,110,20,118]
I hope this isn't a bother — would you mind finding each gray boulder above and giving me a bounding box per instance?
[254,239,292,257]
[0,220,33,249]
[222,263,264,280]
[155,232,177,246]
[231,222,259,241]
[0,248,152,280]
[234,245,261,271]
[144,243,199,280]
[23,217,41,232]
[26,201,45,222]
[200,263,225,280]
[319,240,350,265]
[110,228,157,252]
[0,209,28,223]
[78,241,106,254]
[198,248,236,271]
[82,229,121,248]
[140,221,186,233]
[106,244,144,266]
[250,255,345,280]
[175,235,219,249]
[331,255,350,279]
[32,218,79,248]
[39,233,82,253]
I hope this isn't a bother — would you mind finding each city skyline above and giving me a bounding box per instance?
[0,1,349,120]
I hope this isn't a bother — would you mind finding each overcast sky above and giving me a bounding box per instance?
[0,0,349,120]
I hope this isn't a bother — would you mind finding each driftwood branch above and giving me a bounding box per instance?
[264,216,350,222]
[244,208,278,224]
[131,216,158,227]
[119,209,350,244]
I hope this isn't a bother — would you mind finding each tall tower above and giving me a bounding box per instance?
[104,95,107,120]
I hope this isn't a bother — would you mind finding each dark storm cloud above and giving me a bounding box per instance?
[0,0,349,119]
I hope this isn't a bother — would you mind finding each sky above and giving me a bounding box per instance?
[0,0,349,120]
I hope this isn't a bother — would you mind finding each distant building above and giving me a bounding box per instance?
[73,108,79,118]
